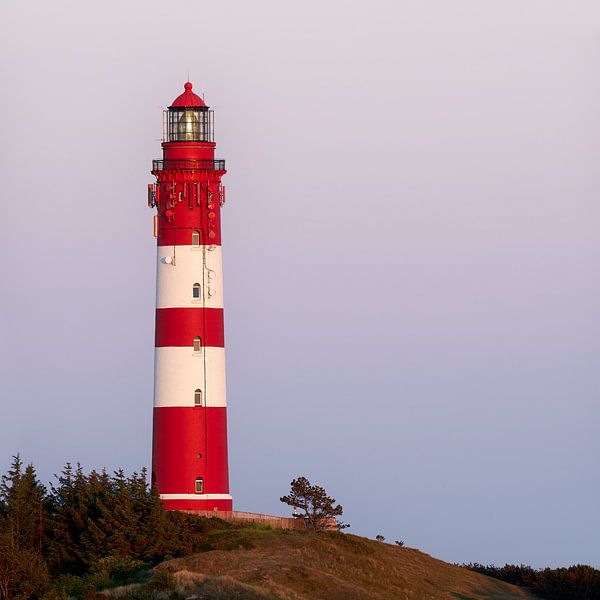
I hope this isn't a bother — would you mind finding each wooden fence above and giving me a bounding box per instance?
[181,509,306,530]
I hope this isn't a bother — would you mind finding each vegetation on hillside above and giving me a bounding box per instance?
[0,455,243,599]
[462,563,600,600]
[0,455,597,600]
[131,527,536,600]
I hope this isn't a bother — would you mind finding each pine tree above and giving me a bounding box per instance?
[280,476,349,531]
[0,455,48,553]
[47,462,94,574]
[0,456,50,599]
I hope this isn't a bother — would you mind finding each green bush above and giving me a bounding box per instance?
[90,555,148,584]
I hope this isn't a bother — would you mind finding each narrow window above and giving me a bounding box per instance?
[195,477,204,494]
[194,388,202,406]
[193,337,202,353]
[192,230,200,246]
[192,283,201,299]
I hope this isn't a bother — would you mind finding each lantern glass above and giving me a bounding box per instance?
[167,108,213,142]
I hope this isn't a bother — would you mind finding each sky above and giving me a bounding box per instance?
[1,0,599,569]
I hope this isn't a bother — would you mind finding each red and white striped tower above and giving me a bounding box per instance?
[148,82,232,511]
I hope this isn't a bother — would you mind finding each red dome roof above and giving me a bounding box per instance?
[169,82,206,108]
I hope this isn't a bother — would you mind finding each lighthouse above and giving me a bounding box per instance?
[148,82,232,511]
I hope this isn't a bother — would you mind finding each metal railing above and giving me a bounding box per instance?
[152,159,226,171]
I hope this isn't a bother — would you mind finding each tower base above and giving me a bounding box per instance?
[160,494,233,511]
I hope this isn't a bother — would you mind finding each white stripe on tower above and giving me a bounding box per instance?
[154,347,226,407]
[156,245,224,310]
[159,494,232,501]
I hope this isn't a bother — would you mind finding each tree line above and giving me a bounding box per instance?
[0,455,235,599]
[462,562,600,600]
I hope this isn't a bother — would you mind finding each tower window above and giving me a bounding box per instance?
[195,477,204,494]
[192,231,200,246]
[192,283,201,299]
[194,389,202,406]
[193,337,202,353]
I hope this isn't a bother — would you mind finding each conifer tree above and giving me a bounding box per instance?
[0,456,49,599]
[280,476,349,531]
[0,455,48,552]
[47,462,94,574]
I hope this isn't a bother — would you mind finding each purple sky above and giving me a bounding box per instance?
[1,0,599,568]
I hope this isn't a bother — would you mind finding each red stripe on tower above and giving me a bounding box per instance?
[155,308,224,348]
[148,82,232,511]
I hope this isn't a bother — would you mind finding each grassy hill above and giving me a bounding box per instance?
[107,525,538,600]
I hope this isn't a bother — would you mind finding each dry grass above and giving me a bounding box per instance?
[154,528,538,600]
[103,583,144,598]
[171,569,207,587]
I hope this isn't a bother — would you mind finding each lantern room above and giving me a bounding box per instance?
[165,82,214,143]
